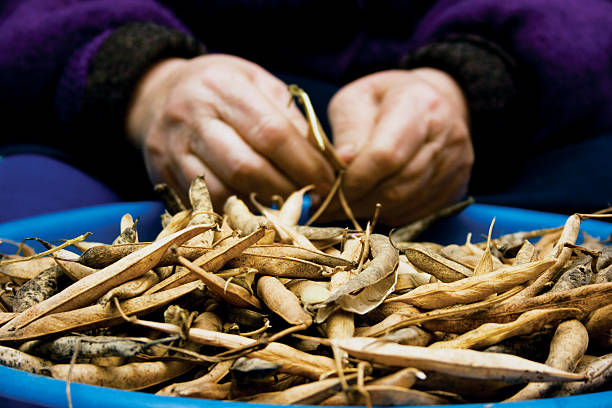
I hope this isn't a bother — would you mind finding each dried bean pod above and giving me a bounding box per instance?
[429,308,580,350]
[228,254,327,279]
[324,337,587,382]
[242,245,353,268]
[113,214,138,245]
[156,360,233,397]
[550,258,593,293]
[0,281,202,341]
[185,175,216,247]
[49,359,195,391]
[370,367,426,388]
[402,244,473,282]
[553,353,612,397]
[78,243,208,269]
[12,265,70,313]
[0,345,51,374]
[505,319,589,401]
[321,384,450,406]
[247,373,362,405]
[593,263,612,284]
[0,256,56,281]
[131,321,335,379]
[154,183,186,215]
[583,304,612,350]
[97,270,160,305]
[54,258,96,281]
[388,260,554,309]
[224,195,268,236]
[316,234,398,307]
[515,213,581,299]
[20,336,144,362]
[257,276,312,326]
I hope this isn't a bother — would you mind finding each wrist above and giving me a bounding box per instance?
[126,58,187,147]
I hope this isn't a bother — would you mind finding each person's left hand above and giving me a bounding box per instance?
[325,68,474,226]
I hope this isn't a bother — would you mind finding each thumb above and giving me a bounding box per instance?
[328,83,378,164]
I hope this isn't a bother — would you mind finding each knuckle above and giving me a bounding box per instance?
[161,98,190,124]
[412,83,446,114]
[227,155,258,187]
[252,116,285,147]
[199,65,234,87]
[370,146,405,173]
[426,115,445,136]
[425,93,444,112]
[381,183,405,203]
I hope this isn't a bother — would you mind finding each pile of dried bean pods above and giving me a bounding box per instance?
[0,176,610,406]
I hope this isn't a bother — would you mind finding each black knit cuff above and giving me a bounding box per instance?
[82,22,205,134]
[76,22,205,200]
[401,36,533,193]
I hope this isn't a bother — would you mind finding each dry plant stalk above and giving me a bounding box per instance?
[390,197,475,242]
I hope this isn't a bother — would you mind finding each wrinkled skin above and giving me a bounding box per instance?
[127,55,473,226]
[325,68,474,225]
[127,54,335,210]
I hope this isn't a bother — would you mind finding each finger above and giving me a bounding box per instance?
[249,68,311,138]
[325,144,439,222]
[148,125,234,210]
[382,165,470,225]
[189,117,298,202]
[210,75,336,194]
[328,79,379,164]
[323,131,470,225]
[174,153,235,212]
[142,125,193,203]
[319,162,434,224]
[340,88,433,204]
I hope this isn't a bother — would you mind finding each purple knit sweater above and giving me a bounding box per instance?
[1,0,611,198]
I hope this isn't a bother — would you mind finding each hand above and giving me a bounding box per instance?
[126,54,335,210]
[326,68,474,226]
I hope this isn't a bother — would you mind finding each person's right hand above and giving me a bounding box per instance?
[126,54,335,210]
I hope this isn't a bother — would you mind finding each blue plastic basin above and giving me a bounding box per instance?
[0,201,610,408]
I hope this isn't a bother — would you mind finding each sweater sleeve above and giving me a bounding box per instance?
[0,0,205,198]
[59,22,204,132]
[398,0,612,193]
